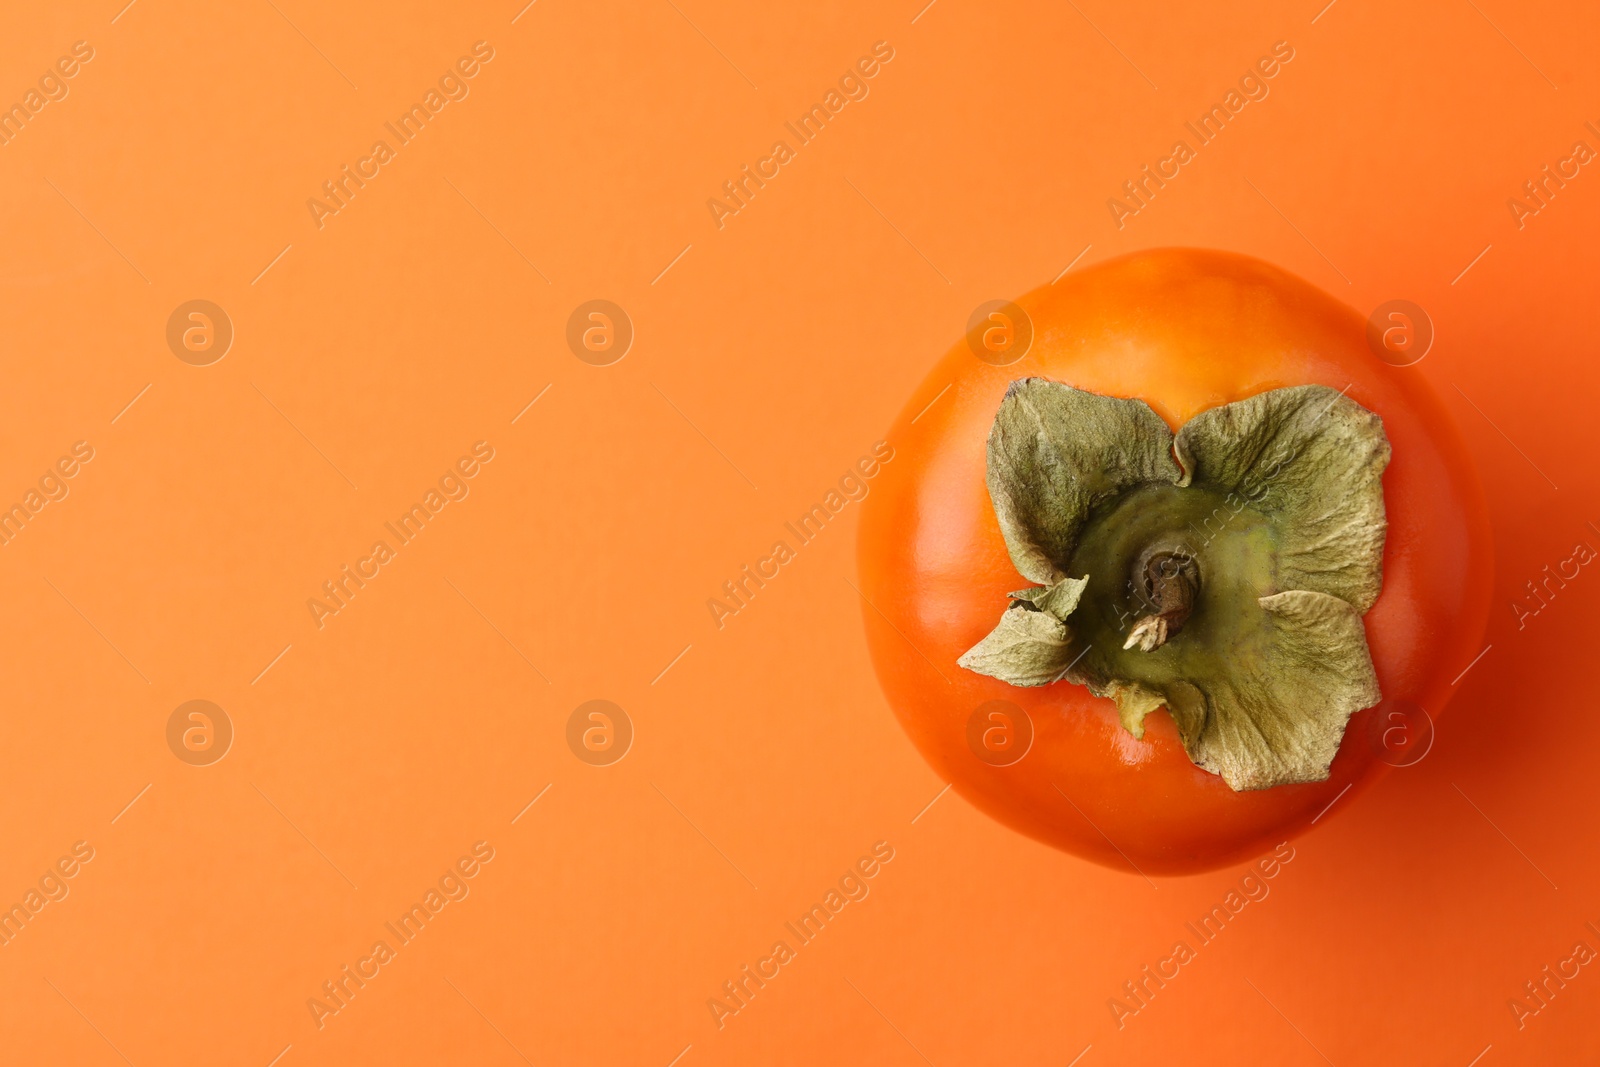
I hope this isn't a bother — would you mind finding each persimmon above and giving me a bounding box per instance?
[857,248,1492,874]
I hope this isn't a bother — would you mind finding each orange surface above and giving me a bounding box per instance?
[0,1,1595,1064]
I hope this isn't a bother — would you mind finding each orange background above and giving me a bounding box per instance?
[1,0,1597,1064]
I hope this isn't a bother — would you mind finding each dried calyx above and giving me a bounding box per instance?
[957,379,1391,791]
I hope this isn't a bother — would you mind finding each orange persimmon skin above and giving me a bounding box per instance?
[857,248,1492,874]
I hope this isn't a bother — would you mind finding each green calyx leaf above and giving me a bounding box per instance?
[1009,574,1090,619]
[957,575,1089,686]
[960,379,1391,792]
[956,604,1076,687]
[984,380,1179,586]
[1174,384,1390,613]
